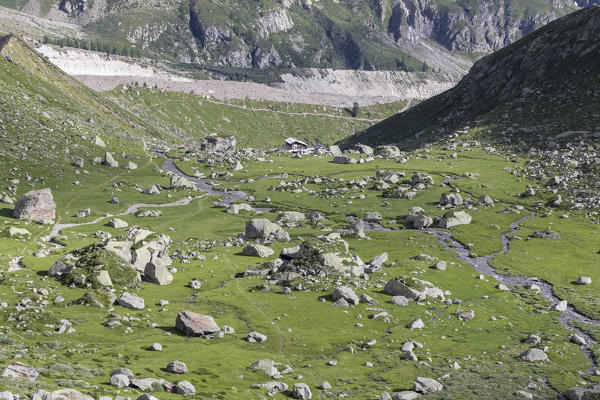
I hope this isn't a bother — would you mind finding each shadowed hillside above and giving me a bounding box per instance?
[342,5,600,149]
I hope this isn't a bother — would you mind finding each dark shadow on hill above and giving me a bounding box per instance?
[337,5,600,151]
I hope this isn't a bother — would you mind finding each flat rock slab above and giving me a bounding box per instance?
[2,362,39,381]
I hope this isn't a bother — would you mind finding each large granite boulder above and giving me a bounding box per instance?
[245,219,290,242]
[175,310,220,337]
[438,211,472,228]
[13,188,56,223]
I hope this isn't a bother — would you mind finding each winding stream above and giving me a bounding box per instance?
[429,213,600,374]
[161,158,248,205]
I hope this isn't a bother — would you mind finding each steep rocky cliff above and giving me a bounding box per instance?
[385,0,589,53]
[343,5,600,148]
[3,0,599,74]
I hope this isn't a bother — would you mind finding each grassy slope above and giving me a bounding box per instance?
[105,86,408,148]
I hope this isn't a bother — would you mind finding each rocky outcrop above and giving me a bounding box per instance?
[259,9,294,39]
[387,0,574,53]
[199,135,236,152]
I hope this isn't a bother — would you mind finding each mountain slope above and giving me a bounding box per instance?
[0,32,158,161]
[3,0,600,75]
[343,5,600,149]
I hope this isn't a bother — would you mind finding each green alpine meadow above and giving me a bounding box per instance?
[0,2,599,400]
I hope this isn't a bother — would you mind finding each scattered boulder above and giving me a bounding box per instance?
[438,211,472,228]
[433,261,446,270]
[577,276,592,285]
[253,381,288,394]
[455,310,475,321]
[245,219,290,242]
[227,203,255,214]
[355,144,373,154]
[532,230,561,240]
[199,135,236,152]
[108,218,128,229]
[332,286,359,305]
[391,391,422,400]
[175,310,220,337]
[72,157,85,168]
[479,195,494,206]
[384,277,444,300]
[570,334,586,346]
[413,377,443,394]
[525,334,541,345]
[519,348,549,362]
[276,211,306,224]
[110,374,130,388]
[143,185,161,195]
[167,360,188,374]
[292,383,312,399]
[176,380,196,395]
[118,292,145,310]
[407,319,425,330]
[406,214,433,229]
[92,270,113,287]
[13,188,56,223]
[92,135,106,147]
[144,259,173,285]
[246,331,268,343]
[365,211,383,222]
[552,300,568,312]
[411,172,434,185]
[440,192,463,207]
[2,362,39,381]
[390,296,409,306]
[103,152,118,168]
[111,367,134,379]
[45,389,94,400]
[250,359,281,378]
[171,176,196,190]
[7,227,30,237]
[368,252,388,270]
[374,145,401,158]
[188,279,202,289]
[333,155,357,165]
[243,244,275,258]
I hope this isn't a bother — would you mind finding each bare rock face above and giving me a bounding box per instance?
[175,310,220,337]
[13,188,56,223]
